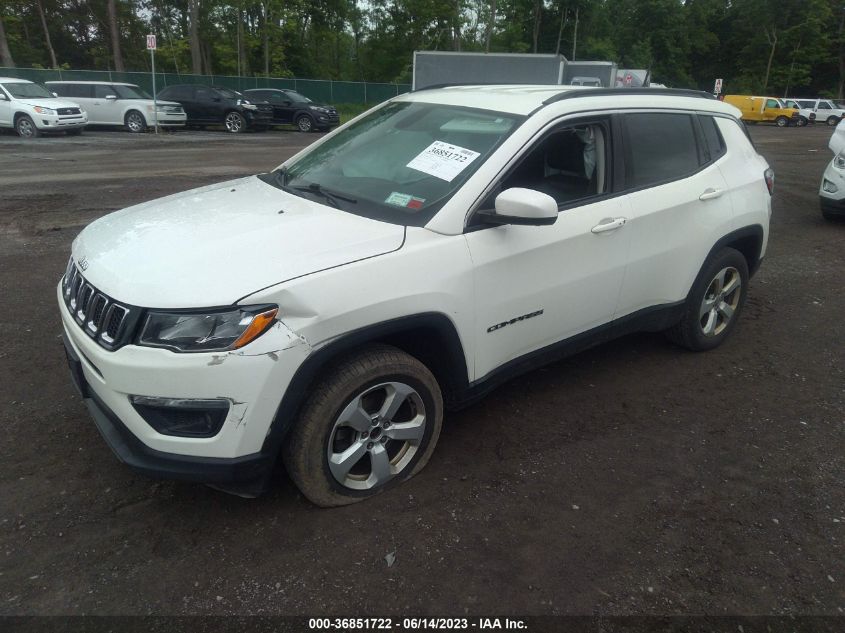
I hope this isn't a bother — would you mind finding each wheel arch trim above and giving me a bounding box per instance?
[688,224,764,301]
[259,312,469,458]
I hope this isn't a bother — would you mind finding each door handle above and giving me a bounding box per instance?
[699,188,724,201]
[591,217,627,234]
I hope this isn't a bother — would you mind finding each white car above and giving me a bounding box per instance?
[0,77,87,138]
[58,86,772,506]
[820,119,845,220]
[46,81,186,133]
[780,99,815,126]
[786,98,845,126]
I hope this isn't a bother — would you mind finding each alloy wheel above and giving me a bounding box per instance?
[225,112,244,133]
[699,266,742,337]
[297,116,312,132]
[127,112,145,133]
[17,118,34,138]
[327,381,427,491]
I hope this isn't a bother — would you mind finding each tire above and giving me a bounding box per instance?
[797,116,807,127]
[666,247,749,352]
[223,111,246,133]
[125,110,147,133]
[775,116,789,127]
[828,116,840,126]
[296,114,314,132]
[15,115,40,138]
[283,344,444,507]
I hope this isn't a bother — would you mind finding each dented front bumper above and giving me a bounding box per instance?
[58,283,311,485]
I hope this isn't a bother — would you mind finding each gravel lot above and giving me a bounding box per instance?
[0,124,843,620]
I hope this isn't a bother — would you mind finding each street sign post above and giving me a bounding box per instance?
[714,78,723,95]
[147,34,158,134]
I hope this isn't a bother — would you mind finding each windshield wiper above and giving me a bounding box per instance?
[290,182,357,209]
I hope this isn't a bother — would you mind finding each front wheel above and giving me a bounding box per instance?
[828,116,841,127]
[224,111,246,133]
[283,345,443,507]
[797,116,807,127]
[666,247,749,352]
[775,116,789,127]
[296,115,314,132]
[16,115,40,138]
[125,110,147,133]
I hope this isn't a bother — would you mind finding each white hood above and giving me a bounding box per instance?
[830,119,845,156]
[72,176,405,308]
[20,97,82,109]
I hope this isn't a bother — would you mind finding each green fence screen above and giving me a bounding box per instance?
[0,67,410,105]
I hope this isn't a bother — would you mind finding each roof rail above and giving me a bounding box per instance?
[543,87,716,104]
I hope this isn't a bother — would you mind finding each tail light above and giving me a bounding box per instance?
[764,168,774,195]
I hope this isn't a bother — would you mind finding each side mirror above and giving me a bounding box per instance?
[479,188,558,226]
[105,94,117,100]
[0,93,8,101]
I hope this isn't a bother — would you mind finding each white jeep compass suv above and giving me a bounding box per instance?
[58,86,773,506]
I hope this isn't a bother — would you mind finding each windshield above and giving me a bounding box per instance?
[114,84,152,100]
[263,101,522,225]
[285,90,311,103]
[1,82,53,99]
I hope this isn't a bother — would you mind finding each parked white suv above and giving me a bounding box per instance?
[786,98,845,126]
[46,81,186,133]
[820,119,845,220]
[0,77,87,138]
[58,86,772,506]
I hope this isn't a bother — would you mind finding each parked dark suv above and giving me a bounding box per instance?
[156,84,273,133]
[242,88,340,132]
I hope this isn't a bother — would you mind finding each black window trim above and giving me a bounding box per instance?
[616,109,735,196]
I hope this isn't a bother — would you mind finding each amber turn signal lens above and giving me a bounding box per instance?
[232,307,279,349]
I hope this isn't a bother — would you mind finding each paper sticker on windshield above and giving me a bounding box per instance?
[407,141,480,182]
[385,192,426,210]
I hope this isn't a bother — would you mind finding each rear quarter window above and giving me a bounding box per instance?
[622,112,701,189]
[699,115,726,162]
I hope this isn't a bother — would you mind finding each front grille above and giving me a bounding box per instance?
[57,107,81,116]
[61,259,135,350]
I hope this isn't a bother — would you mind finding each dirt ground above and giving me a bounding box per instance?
[0,123,843,620]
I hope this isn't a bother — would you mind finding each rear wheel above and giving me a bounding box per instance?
[223,111,246,133]
[125,110,146,133]
[15,115,40,138]
[828,116,841,126]
[283,345,443,507]
[797,116,807,127]
[666,247,749,352]
[775,116,789,127]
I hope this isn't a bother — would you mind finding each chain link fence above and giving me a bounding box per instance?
[0,67,411,105]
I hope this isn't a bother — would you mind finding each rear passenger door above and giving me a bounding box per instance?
[614,112,735,318]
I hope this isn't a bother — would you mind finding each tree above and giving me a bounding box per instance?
[0,12,14,67]
[106,0,125,71]
[34,0,58,68]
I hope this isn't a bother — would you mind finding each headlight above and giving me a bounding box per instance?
[241,103,258,110]
[34,106,56,115]
[313,107,329,113]
[139,305,278,352]
[835,153,845,170]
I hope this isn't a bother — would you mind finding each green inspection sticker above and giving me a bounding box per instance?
[385,192,426,210]
[385,192,413,206]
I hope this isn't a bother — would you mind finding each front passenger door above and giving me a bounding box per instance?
[465,118,632,380]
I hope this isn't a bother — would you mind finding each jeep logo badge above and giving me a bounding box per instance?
[78,257,89,271]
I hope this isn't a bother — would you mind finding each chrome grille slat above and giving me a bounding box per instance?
[62,258,132,350]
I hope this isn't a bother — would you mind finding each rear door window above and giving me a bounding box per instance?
[621,112,700,189]
[52,83,93,98]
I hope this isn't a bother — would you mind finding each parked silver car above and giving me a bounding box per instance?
[46,81,186,133]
